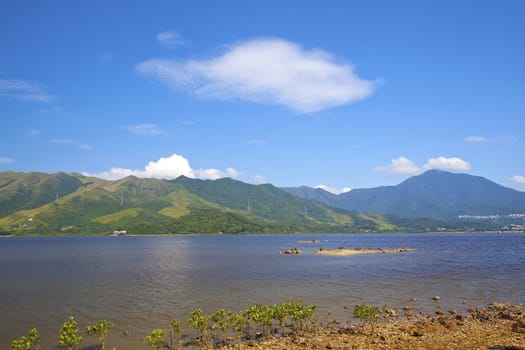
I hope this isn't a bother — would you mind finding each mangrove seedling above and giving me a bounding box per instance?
[353,302,385,336]
[228,312,248,350]
[10,328,42,350]
[86,319,113,349]
[59,316,83,350]
[168,319,182,350]
[186,308,210,349]
[145,329,164,350]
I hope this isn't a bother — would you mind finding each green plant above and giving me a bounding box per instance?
[145,329,164,350]
[228,312,248,350]
[186,308,210,348]
[10,328,41,350]
[168,319,182,350]
[352,302,385,335]
[86,319,113,349]
[59,316,83,350]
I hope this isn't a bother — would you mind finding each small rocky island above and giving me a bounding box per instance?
[315,247,415,256]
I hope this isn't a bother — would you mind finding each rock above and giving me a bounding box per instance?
[511,321,525,333]
[325,342,334,349]
[282,247,302,254]
[410,297,417,301]
[442,318,457,330]
[408,326,425,337]
[433,296,441,301]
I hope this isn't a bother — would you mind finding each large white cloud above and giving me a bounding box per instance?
[84,153,239,181]
[136,38,377,113]
[375,156,471,176]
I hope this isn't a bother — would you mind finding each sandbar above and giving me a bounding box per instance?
[315,247,415,256]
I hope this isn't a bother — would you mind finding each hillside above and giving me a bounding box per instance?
[0,172,409,235]
[283,170,525,220]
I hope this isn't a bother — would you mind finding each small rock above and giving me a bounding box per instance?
[409,326,425,337]
[325,342,334,349]
[433,296,441,301]
[410,297,417,301]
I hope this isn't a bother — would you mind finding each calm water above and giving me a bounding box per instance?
[0,233,523,349]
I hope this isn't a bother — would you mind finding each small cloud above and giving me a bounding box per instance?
[85,153,239,181]
[315,184,351,194]
[136,37,378,114]
[156,31,184,48]
[250,175,268,185]
[375,156,471,176]
[50,139,93,150]
[124,124,168,136]
[0,157,14,164]
[423,156,470,172]
[374,156,421,176]
[180,120,195,126]
[465,136,490,143]
[196,167,239,180]
[511,175,525,185]
[29,129,41,136]
[0,79,55,103]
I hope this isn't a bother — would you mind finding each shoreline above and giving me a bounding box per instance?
[217,302,525,350]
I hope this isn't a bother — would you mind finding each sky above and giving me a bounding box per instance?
[1,1,524,193]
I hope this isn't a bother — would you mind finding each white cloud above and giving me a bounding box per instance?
[156,31,184,48]
[0,79,55,103]
[0,157,14,164]
[250,175,268,185]
[374,157,421,176]
[315,184,351,194]
[511,175,525,185]
[465,136,490,143]
[124,124,168,136]
[85,153,239,181]
[136,38,378,114]
[29,129,41,136]
[375,156,471,176]
[423,157,470,172]
[50,139,93,150]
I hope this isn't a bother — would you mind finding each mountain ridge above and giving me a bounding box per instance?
[283,170,525,220]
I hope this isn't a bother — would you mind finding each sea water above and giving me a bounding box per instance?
[0,233,523,349]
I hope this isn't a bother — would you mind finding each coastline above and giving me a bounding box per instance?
[216,302,525,350]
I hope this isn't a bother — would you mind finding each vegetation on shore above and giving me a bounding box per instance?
[9,300,525,350]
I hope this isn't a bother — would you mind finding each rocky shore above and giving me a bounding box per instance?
[219,302,525,350]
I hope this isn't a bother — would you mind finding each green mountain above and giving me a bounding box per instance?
[0,171,410,235]
[283,170,525,220]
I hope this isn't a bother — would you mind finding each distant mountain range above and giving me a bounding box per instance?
[0,171,406,235]
[1,170,523,235]
[283,170,525,220]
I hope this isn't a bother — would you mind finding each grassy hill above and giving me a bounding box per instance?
[0,172,409,235]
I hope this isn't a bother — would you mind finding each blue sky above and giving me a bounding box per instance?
[1,1,524,193]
